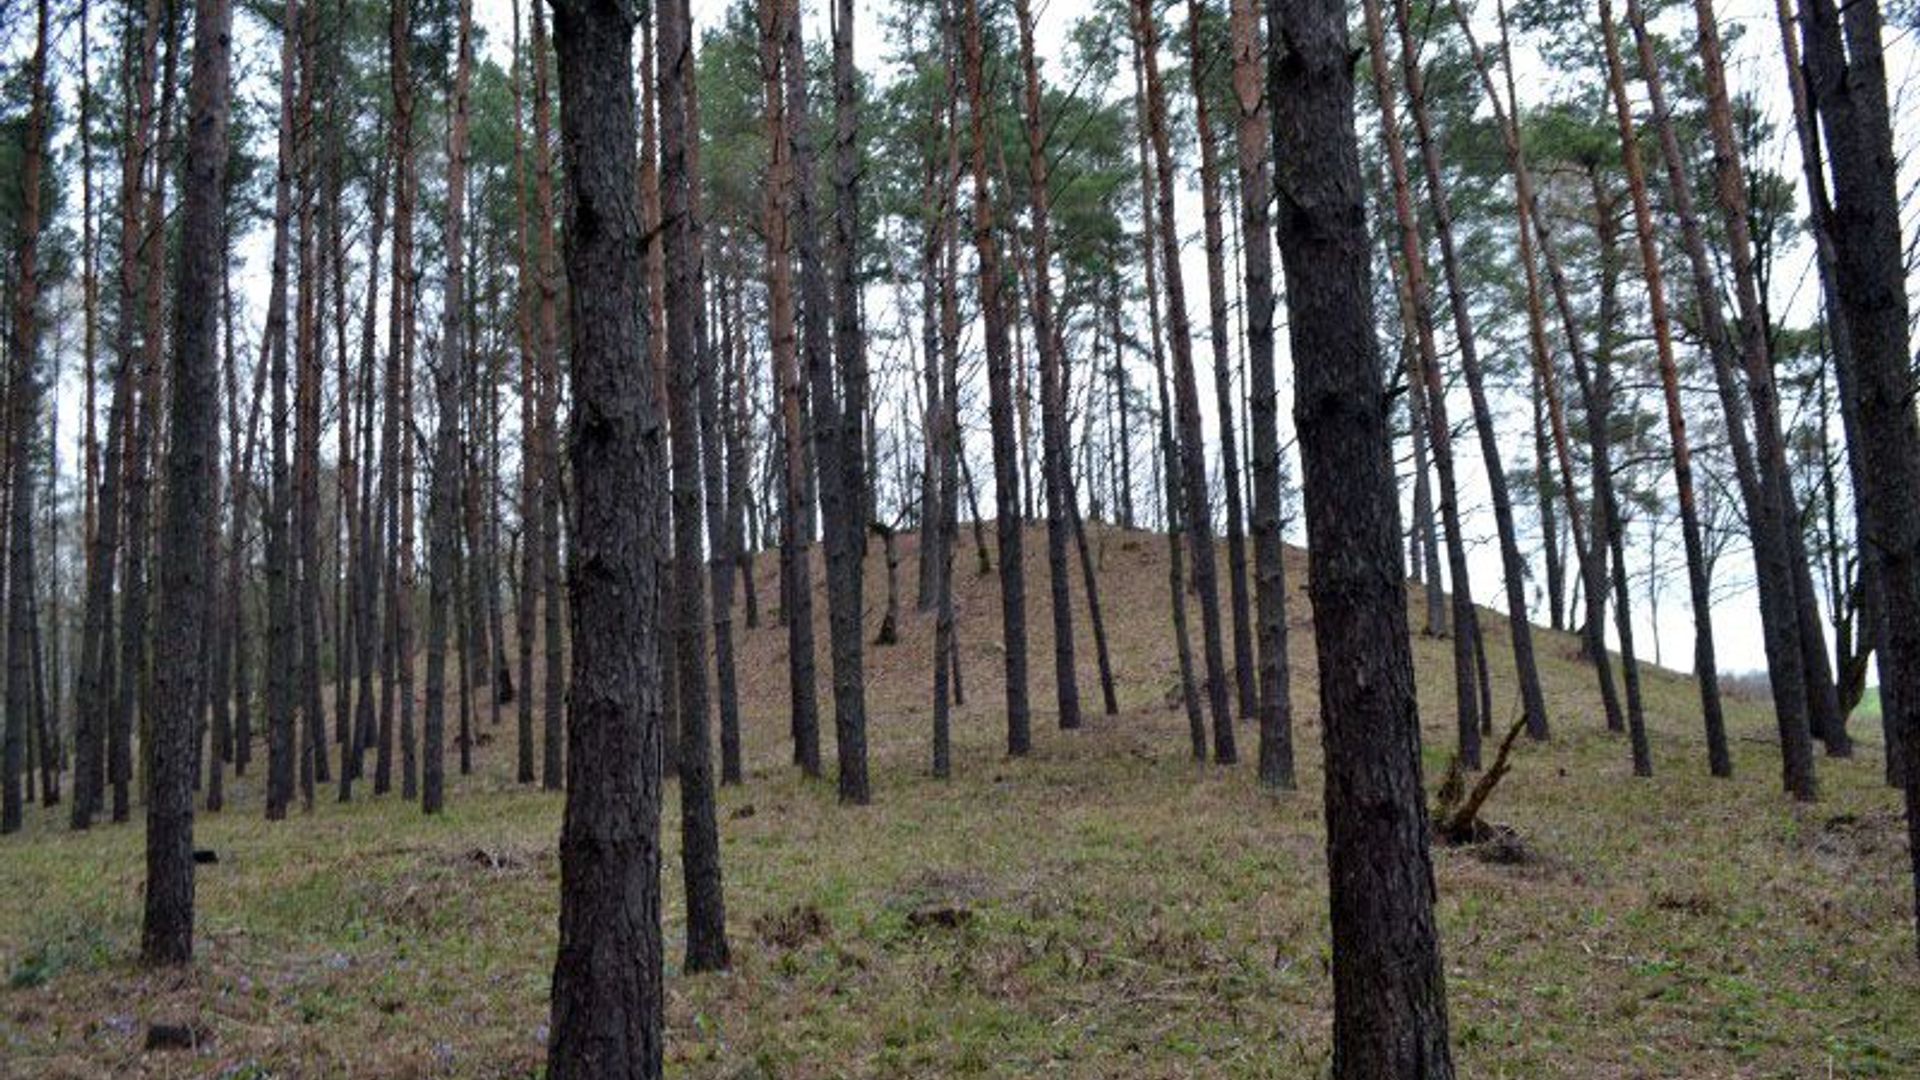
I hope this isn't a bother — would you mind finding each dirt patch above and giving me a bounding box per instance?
[754,903,831,949]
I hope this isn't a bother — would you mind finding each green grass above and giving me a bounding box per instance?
[2,528,1915,1077]
[1857,687,1883,722]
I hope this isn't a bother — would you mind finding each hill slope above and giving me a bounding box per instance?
[2,523,1915,1077]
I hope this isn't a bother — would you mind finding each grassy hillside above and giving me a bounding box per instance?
[2,523,1914,1077]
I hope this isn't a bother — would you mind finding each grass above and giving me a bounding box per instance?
[1,524,1915,1078]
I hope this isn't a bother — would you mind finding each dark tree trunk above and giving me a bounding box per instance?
[1270,2,1456,1073]
[962,0,1030,757]
[144,0,231,964]
[544,0,665,1073]
[660,0,731,971]
[818,0,871,802]
[423,0,475,816]
[760,0,820,777]
[1013,0,1084,734]
[1794,0,1920,949]
[2,0,50,835]
[531,0,566,793]
[1243,0,1296,788]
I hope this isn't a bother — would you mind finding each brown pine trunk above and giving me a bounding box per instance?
[1187,0,1258,724]
[531,0,565,793]
[1270,0,1455,1070]
[544,0,665,1070]
[1361,0,1481,768]
[1393,0,1549,741]
[1445,0,1626,737]
[511,0,539,787]
[1131,0,1234,763]
[1609,0,1732,776]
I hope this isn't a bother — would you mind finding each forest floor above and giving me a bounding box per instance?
[2,524,1915,1078]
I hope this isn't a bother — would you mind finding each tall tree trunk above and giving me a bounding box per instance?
[821,0,871,802]
[1793,0,1920,947]
[1188,0,1258,724]
[1270,1,1455,1072]
[1580,169,1653,777]
[759,0,819,777]
[1608,0,1732,776]
[263,0,301,819]
[512,0,540,788]
[532,0,566,793]
[544,0,665,1071]
[659,0,731,971]
[424,0,476,816]
[1444,0,1626,737]
[1393,0,1548,741]
[144,0,231,965]
[1131,0,1235,763]
[1361,0,1480,768]
[1240,0,1295,788]
[2,0,50,835]
[962,0,1031,757]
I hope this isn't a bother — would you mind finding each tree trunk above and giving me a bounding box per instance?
[1393,0,1549,741]
[1013,0,1084,734]
[962,0,1031,757]
[1131,0,1234,763]
[424,0,476,816]
[1608,0,1732,776]
[143,0,231,964]
[1793,0,1920,949]
[1240,0,1296,788]
[1361,0,1481,768]
[759,0,820,777]
[2,0,50,835]
[1269,1,1455,1072]
[660,0,731,971]
[1187,0,1258,724]
[544,0,665,1072]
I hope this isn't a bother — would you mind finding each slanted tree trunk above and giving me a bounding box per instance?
[1131,0,1234,763]
[1393,0,1548,741]
[1361,0,1481,768]
[1270,1,1455,1071]
[143,0,231,964]
[1608,0,1731,776]
[1444,0,1626,737]
[962,0,1031,757]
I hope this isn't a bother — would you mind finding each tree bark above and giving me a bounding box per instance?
[1269,1,1455,1072]
[544,0,665,1073]
[143,0,231,964]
